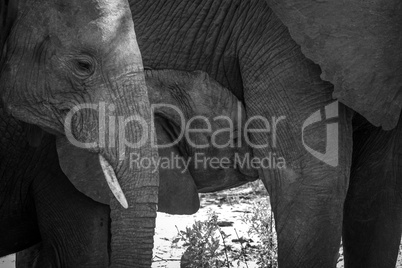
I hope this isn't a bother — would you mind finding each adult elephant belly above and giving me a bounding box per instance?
[132,0,247,102]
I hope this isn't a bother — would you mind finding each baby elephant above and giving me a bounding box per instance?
[147,69,258,213]
[57,69,258,215]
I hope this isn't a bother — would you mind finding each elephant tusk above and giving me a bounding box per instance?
[98,154,129,209]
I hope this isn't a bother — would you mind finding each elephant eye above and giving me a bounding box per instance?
[77,61,91,72]
[73,56,96,78]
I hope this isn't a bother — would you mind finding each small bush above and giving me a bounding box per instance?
[174,197,278,268]
[242,198,278,268]
[173,212,229,268]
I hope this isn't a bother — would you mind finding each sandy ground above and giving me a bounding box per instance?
[1,184,402,267]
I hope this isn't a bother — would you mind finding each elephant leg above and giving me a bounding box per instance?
[31,169,110,267]
[237,6,354,267]
[254,85,353,268]
[342,114,402,268]
[0,179,41,256]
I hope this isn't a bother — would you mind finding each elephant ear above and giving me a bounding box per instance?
[266,0,402,130]
[56,130,200,215]
[153,118,200,215]
[56,137,111,205]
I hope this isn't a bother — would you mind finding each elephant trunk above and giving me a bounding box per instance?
[89,76,159,267]
[109,170,158,267]
[106,80,159,267]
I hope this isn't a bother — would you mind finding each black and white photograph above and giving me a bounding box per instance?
[0,0,401,267]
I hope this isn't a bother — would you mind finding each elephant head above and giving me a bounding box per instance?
[0,0,158,266]
[146,69,258,192]
[57,69,259,215]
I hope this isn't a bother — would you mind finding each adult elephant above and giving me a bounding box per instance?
[0,0,160,267]
[127,0,402,267]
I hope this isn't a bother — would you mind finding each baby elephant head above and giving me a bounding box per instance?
[147,69,259,194]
